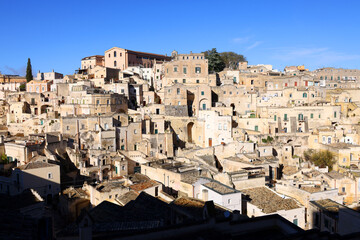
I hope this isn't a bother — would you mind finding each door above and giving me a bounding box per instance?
[208,138,212,147]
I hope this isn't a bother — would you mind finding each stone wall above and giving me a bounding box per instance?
[165,105,188,116]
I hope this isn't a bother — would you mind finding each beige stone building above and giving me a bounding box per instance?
[162,51,214,87]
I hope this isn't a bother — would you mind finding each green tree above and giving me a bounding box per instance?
[303,149,336,171]
[19,83,26,91]
[203,48,226,73]
[219,52,246,69]
[26,58,33,82]
[0,154,8,164]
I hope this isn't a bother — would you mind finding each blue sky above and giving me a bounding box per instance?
[1,0,360,75]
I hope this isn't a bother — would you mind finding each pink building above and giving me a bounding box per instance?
[26,80,52,93]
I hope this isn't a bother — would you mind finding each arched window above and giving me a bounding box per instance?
[114,61,117,67]
[303,93,307,98]
[114,51,117,57]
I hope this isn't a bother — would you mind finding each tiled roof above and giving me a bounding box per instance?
[130,180,160,192]
[17,161,54,170]
[242,187,301,213]
[116,191,139,206]
[203,181,238,195]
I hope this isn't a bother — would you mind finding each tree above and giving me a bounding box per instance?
[0,154,8,164]
[203,48,226,73]
[26,58,33,82]
[219,52,246,69]
[303,149,336,171]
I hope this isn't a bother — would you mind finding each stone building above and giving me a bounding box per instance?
[104,47,171,71]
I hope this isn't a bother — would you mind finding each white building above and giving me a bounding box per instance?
[242,187,306,229]
[197,179,242,212]
[198,110,232,147]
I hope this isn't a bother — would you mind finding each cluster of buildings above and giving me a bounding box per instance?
[2,47,360,239]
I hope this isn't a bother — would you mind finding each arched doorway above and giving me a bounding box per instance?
[187,122,194,143]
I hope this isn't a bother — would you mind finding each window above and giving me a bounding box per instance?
[298,114,304,121]
[183,79,186,83]
[206,124,210,129]
[343,158,346,163]
[293,219,298,226]
[218,124,222,130]
[254,125,258,131]
[114,51,117,57]
[202,103,206,110]
[334,111,337,118]
[96,100,100,105]
[48,173,53,179]
[134,129,137,134]
[114,61,117,67]
[174,79,178,83]
[303,93,307,98]
[274,115,277,121]
[177,88,180,94]
[342,187,346,192]
[251,80,254,85]
[311,113,313,119]
[195,67,201,73]
[201,91,204,95]
[284,114,288,121]
[227,199,231,204]
[174,67,178,72]
[104,123,108,130]
[178,101,181,105]
[223,123,227,130]
[183,67,187,74]
[196,79,199,83]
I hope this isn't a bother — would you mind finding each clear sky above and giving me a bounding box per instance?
[1,0,360,75]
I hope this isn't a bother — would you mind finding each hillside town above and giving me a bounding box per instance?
[2,47,360,239]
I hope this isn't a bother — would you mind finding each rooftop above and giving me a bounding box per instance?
[95,180,127,192]
[17,160,55,170]
[116,191,139,206]
[130,180,160,192]
[62,187,89,199]
[203,181,238,195]
[242,187,301,213]
[326,171,345,180]
[310,199,341,213]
